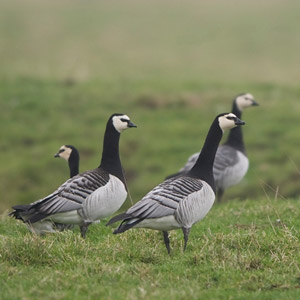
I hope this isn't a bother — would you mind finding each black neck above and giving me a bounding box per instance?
[224,102,246,154]
[68,151,79,178]
[99,122,125,184]
[188,118,223,192]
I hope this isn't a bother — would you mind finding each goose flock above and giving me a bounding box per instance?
[166,93,258,202]
[10,114,137,237]
[10,94,258,253]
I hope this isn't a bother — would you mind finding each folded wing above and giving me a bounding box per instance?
[15,168,110,223]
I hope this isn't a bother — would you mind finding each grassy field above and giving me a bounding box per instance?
[1,79,299,213]
[1,0,300,299]
[2,197,300,300]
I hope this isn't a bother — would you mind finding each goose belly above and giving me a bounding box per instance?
[216,152,249,190]
[82,175,127,221]
[134,215,181,231]
[49,210,83,224]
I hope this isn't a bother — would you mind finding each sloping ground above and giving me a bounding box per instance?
[1,0,300,85]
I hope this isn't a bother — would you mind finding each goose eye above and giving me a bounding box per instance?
[59,149,65,153]
[226,116,235,120]
[120,118,129,123]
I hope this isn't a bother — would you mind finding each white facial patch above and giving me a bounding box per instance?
[218,113,238,132]
[236,93,254,111]
[112,115,130,133]
[58,146,72,161]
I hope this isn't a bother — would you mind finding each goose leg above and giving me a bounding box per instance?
[80,221,92,238]
[182,227,191,252]
[162,231,171,254]
[217,188,224,203]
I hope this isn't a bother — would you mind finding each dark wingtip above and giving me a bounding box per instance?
[113,223,131,234]
[113,218,144,234]
[106,213,129,226]
[9,208,24,220]
[9,210,17,218]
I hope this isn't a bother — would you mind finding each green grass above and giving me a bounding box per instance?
[1,0,300,299]
[1,0,300,213]
[1,197,300,299]
[1,0,300,212]
[1,79,300,213]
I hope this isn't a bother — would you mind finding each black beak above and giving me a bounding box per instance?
[252,100,259,106]
[235,117,245,126]
[54,153,60,158]
[128,121,137,128]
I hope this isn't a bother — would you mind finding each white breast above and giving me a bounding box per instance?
[175,181,215,228]
[217,151,249,190]
[82,175,127,222]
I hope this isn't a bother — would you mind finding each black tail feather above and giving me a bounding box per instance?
[9,204,33,221]
[9,210,22,220]
[11,204,32,211]
[106,213,130,226]
[27,213,49,224]
[9,204,48,224]
[113,218,144,234]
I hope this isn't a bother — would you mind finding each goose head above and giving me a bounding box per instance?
[218,113,245,132]
[235,93,259,111]
[54,145,75,161]
[111,114,137,133]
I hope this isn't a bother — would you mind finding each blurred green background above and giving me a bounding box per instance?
[1,0,300,213]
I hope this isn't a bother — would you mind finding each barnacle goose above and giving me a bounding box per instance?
[167,93,258,202]
[53,145,80,231]
[107,113,245,253]
[54,145,80,178]
[10,114,137,237]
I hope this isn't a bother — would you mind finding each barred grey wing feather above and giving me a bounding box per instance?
[213,145,238,181]
[214,145,238,169]
[29,168,110,217]
[179,145,238,178]
[37,196,82,214]
[126,176,204,220]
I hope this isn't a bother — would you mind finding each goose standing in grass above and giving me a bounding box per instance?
[167,93,258,202]
[53,145,80,231]
[107,113,245,253]
[10,114,137,237]
[54,145,80,178]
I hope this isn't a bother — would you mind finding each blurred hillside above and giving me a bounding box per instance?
[0,0,300,212]
[1,0,300,84]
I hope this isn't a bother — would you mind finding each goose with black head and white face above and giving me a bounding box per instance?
[167,93,258,202]
[107,113,245,254]
[54,145,80,178]
[10,114,137,237]
[51,145,80,231]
